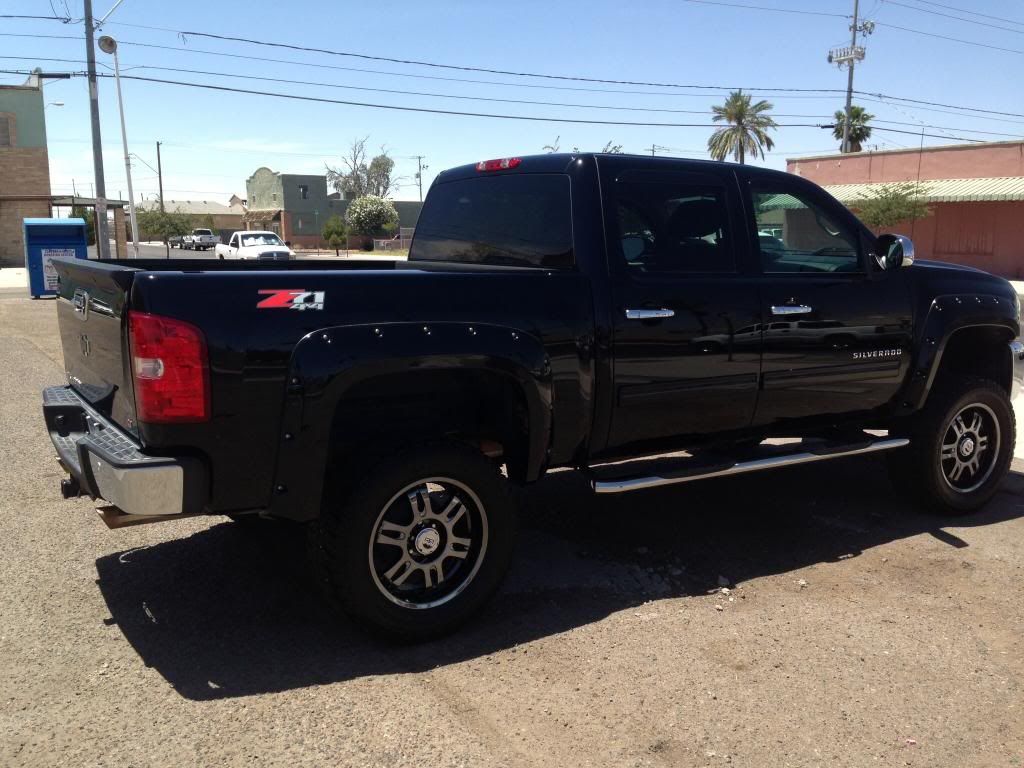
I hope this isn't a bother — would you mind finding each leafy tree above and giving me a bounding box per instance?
[345,195,400,240]
[850,181,931,230]
[70,205,96,246]
[137,207,192,257]
[367,153,396,198]
[707,89,777,164]
[322,214,347,256]
[833,105,874,153]
[326,138,398,199]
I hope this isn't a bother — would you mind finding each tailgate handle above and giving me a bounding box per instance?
[72,288,89,318]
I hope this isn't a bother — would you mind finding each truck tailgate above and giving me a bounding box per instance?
[52,258,139,436]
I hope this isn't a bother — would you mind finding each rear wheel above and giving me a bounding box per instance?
[895,376,1014,515]
[312,442,516,640]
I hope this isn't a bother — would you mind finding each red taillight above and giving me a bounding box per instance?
[128,311,210,423]
[475,157,521,172]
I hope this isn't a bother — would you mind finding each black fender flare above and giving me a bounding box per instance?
[900,293,1018,412]
[268,321,553,521]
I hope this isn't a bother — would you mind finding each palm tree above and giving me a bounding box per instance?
[832,105,874,153]
[707,90,778,164]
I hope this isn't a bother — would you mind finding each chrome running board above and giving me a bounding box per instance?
[591,437,909,494]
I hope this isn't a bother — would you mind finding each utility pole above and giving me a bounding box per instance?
[648,144,669,157]
[828,1,873,154]
[412,155,428,202]
[83,0,109,257]
[155,141,165,211]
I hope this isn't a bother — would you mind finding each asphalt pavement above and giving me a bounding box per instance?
[2,287,1024,767]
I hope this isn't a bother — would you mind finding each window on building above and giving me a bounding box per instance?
[0,116,12,147]
[298,185,309,199]
[272,192,278,204]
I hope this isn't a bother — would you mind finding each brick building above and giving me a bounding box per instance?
[244,166,422,249]
[0,73,52,267]
[788,141,1024,278]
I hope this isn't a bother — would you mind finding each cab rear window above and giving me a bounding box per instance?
[409,174,573,268]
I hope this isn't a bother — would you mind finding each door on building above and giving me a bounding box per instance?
[602,164,762,453]
[743,173,913,427]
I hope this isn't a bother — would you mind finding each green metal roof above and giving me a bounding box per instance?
[823,177,1024,204]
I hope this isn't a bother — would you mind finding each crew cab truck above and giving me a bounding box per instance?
[43,154,1024,639]
[215,230,295,261]
[181,228,218,251]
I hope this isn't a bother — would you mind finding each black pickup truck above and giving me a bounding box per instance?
[44,153,1024,638]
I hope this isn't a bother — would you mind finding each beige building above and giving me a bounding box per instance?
[0,73,52,267]
[137,198,247,240]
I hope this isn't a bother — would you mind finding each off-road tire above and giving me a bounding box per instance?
[895,375,1014,515]
[311,442,516,641]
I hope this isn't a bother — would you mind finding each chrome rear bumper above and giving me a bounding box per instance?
[42,386,206,517]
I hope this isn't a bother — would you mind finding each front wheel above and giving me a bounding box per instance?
[312,442,516,640]
[895,376,1015,515]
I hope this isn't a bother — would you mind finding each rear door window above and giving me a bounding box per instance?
[410,174,573,268]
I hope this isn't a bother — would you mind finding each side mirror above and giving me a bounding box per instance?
[284,241,292,247]
[873,233,915,270]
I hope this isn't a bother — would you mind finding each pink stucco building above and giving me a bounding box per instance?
[787,141,1024,278]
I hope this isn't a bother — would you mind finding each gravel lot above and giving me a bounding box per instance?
[2,291,1023,767]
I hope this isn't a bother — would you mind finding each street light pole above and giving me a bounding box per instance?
[156,141,165,212]
[98,35,139,258]
[83,0,110,258]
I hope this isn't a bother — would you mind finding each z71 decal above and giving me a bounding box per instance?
[257,289,326,311]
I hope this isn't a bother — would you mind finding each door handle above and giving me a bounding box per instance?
[625,308,675,320]
[771,304,813,316]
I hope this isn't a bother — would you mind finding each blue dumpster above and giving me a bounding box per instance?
[23,218,88,298]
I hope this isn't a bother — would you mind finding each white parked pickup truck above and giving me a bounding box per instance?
[215,231,295,261]
[182,228,219,251]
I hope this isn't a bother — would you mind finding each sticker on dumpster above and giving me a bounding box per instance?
[41,249,74,291]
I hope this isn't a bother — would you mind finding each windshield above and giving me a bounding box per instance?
[240,233,284,247]
[194,229,212,236]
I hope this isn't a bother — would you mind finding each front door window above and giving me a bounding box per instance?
[751,186,860,274]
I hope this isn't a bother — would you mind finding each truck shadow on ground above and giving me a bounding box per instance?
[94,455,1024,701]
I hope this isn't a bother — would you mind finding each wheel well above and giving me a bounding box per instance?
[326,368,533,483]
[936,326,1013,394]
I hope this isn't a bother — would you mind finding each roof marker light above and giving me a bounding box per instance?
[475,157,522,172]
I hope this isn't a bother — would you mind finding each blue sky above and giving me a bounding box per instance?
[2,0,1022,203]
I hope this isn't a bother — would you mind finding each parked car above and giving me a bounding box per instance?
[215,230,295,261]
[43,153,1024,640]
[182,228,219,251]
[168,235,183,249]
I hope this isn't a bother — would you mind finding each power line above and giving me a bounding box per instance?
[16,68,991,143]
[118,60,987,122]
[874,21,1024,54]
[879,0,1024,33]
[900,0,1024,27]
[105,22,851,93]
[0,14,72,21]
[677,0,848,18]
[2,33,1019,123]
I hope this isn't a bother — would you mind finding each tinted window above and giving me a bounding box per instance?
[751,185,860,273]
[613,180,735,273]
[409,174,572,268]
